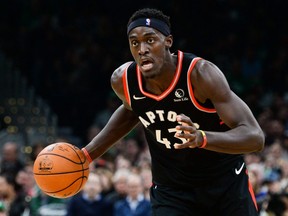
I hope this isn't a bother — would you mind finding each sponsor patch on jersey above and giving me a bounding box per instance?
[174,89,188,102]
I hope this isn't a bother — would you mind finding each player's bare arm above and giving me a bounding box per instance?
[174,59,264,154]
[84,62,139,160]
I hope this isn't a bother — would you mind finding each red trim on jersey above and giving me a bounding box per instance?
[136,50,184,101]
[246,169,258,211]
[122,63,133,106]
[187,58,216,113]
[248,180,258,211]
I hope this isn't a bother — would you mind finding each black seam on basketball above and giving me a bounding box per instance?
[66,144,87,164]
[43,176,88,194]
[37,153,86,165]
[33,167,89,176]
[65,144,86,189]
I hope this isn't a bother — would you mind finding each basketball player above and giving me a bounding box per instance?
[82,8,265,216]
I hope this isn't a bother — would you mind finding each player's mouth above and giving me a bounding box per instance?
[140,59,154,72]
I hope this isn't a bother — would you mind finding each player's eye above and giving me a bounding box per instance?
[147,38,154,43]
[131,41,138,47]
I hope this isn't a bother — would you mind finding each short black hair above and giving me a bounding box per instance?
[127,8,171,31]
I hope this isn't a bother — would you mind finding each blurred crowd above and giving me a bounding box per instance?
[0,0,288,215]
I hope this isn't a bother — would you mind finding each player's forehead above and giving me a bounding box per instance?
[128,26,160,39]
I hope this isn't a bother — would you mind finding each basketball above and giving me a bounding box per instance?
[33,142,90,198]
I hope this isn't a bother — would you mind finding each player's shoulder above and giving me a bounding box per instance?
[111,61,133,90]
[192,58,229,95]
[196,58,214,68]
[111,61,133,82]
[194,58,222,77]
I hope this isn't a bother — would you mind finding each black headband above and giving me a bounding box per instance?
[127,18,170,36]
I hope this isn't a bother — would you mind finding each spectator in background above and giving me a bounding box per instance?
[95,167,114,197]
[139,168,152,200]
[114,154,132,171]
[29,185,65,216]
[0,141,24,179]
[136,143,151,170]
[262,194,288,216]
[114,173,151,216]
[0,174,26,216]
[15,162,37,215]
[105,168,130,204]
[0,142,27,214]
[120,138,141,166]
[29,142,46,162]
[16,162,37,198]
[265,119,285,146]
[66,172,113,216]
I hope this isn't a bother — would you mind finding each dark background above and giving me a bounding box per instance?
[0,0,287,143]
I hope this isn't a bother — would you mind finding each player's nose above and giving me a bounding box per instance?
[138,43,148,55]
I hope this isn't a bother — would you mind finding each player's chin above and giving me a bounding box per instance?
[139,65,159,78]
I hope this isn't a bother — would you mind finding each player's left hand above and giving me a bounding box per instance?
[174,114,202,149]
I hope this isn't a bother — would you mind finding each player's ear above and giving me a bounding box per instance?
[165,35,173,49]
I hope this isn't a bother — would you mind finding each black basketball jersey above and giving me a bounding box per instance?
[122,50,243,189]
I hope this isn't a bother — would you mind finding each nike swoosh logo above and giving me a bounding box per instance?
[235,162,245,175]
[133,95,146,100]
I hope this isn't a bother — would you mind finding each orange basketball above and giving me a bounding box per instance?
[33,142,90,198]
